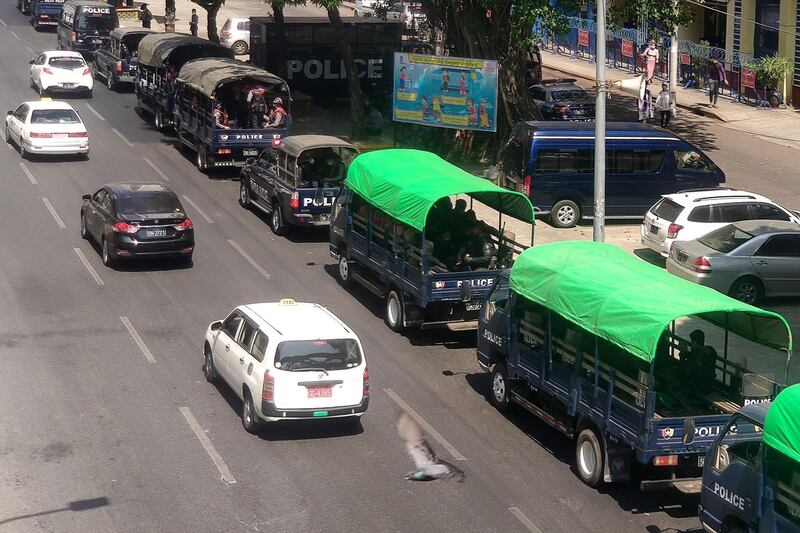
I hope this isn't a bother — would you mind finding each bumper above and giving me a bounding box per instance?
[260,397,369,421]
[665,259,736,294]
[288,213,332,227]
[24,139,89,154]
[117,74,136,84]
[110,234,195,258]
[640,477,702,493]
[43,84,92,93]
[640,225,670,256]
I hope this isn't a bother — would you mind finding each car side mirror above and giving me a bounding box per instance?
[29,59,35,64]
[245,157,255,166]
[682,418,696,445]
[6,111,12,116]
[210,320,223,332]
[82,194,91,201]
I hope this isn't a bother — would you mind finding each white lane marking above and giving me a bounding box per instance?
[0,18,7,27]
[228,239,272,279]
[19,162,37,184]
[182,195,214,224]
[73,248,104,286]
[85,103,106,122]
[10,30,20,41]
[508,507,544,533]
[120,316,156,363]
[42,197,65,228]
[144,156,170,181]
[111,127,133,147]
[179,407,237,485]
[383,388,467,461]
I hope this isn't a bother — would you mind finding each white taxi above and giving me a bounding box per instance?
[5,99,89,158]
[203,299,369,433]
[30,51,93,97]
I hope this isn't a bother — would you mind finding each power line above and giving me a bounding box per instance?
[682,0,794,37]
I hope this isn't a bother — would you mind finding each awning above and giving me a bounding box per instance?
[177,58,287,98]
[764,384,800,464]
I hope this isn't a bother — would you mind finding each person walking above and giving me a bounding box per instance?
[707,58,727,108]
[655,82,673,128]
[140,3,152,28]
[641,39,659,82]
[190,8,198,36]
[638,80,654,123]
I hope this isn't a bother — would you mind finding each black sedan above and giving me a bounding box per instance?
[80,183,194,267]
[530,79,595,121]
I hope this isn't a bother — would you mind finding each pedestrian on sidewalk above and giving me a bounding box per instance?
[638,80,654,123]
[190,8,198,36]
[655,82,674,128]
[707,58,727,108]
[140,3,152,28]
[641,39,659,82]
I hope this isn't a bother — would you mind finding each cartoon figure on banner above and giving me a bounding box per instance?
[421,96,432,120]
[432,96,442,123]
[399,66,408,90]
[441,69,450,92]
[459,72,468,95]
[479,99,491,129]
[466,98,478,127]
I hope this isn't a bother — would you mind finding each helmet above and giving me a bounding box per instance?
[273,97,283,105]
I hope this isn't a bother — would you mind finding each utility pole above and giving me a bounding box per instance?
[593,0,607,242]
[669,1,679,116]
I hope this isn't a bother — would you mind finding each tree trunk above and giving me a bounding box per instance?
[272,1,288,79]
[327,7,366,139]
[164,0,175,32]
[206,2,222,43]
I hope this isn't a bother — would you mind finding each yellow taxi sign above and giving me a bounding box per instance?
[279,298,297,306]
[40,97,53,101]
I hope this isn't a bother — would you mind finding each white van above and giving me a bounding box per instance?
[203,299,368,433]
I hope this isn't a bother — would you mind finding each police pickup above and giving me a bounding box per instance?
[173,58,290,172]
[239,135,358,235]
[329,149,534,332]
[92,27,154,90]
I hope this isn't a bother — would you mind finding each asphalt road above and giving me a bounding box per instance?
[0,12,795,532]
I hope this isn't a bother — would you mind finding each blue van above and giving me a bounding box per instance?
[497,121,725,227]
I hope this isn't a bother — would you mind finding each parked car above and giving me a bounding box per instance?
[496,121,724,228]
[29,51,93,97]
[641,188,800,257]
[666,220,800,304]
[203,299,369,433]
[5,99,89,159]
[530,79,595,121]
[220,18,250,55]
[80,183,195,267]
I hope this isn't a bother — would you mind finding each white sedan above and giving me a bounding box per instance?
[30,51,93,97]
[5,100,89,159]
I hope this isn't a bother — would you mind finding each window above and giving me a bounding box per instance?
[484,276,509,321]
[31,109,80,124]
[35,54,46,66]
[535,149,592,174]
[499,137,524,179]
[755,235,800,257]
[607,150,633,173]
[550,88,587,101]
[687,206,711,223]
[651,199,684,222]
[751,203,791,221]
[238,321,258,350]
[100,194,113,212]
[251,332,269,362]
[531,88,547,100]
[13,104,29,121]
[698,225,755,253]
[675,150,713,172]
[717,204,751,223]
[49,57,86,69]
[238,21,250,31]
[275,339,362,371]
[76,10,118,32]
[633,150,665,172]
[93,189,107,204]
[222,312,244,338]
[117,193,183,217]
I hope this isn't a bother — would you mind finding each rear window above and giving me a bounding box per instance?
[698,225,755,253]
[651,198,683,222]
[31,109,80,124]
[275,339,362,371]
[118,193,183,217]
[238,21,250,31]
[550,88,586,101]
[535,148,592,174]
[49,57,85,69]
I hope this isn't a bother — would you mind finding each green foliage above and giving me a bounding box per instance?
[609,0,695,33]
[746,55,793,88]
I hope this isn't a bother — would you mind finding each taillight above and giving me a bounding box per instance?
[554,105,569,115]
[362,369,369,398]
[653,455,678,466]
[271,138,281,147]
[82,68,91,77]
[112,221,138,234]
[42,67,54,75]
[290,191,299,209]
[71,31,76,42]
[221,30,231,38]
[522,174,531,197]
[68,131,88,138]
[30,132,53,138]
[262,372,274,401]
[693,256,712,273]
[173,218,193,231]
[217,148,232,155]
[116,61,122,73]
[667,223,683,239]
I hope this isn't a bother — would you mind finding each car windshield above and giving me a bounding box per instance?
[551,89,586,101]
[698,224,756,253]
[76,13,117,32]
[118,193,184,217]
[49,57,85,70]
[651,198,684,222]
[275,339,362,371]
[31,109,81,124]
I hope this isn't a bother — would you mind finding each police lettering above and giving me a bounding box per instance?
[744,397,771,406]
[302,196,334,208]
[713,482,746,511]
[82,6,110,13]
[235,134,263,140]
[456,278,494,288]
[286,59,383,81]
[483,329,503,346]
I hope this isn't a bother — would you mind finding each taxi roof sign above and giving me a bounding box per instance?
[40,97,53,101]
[279,298,297,306]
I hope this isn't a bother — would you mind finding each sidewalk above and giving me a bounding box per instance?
[542,50,800,151]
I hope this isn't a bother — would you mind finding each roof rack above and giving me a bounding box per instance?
[692,195,757,203]
[539,78,578,85]
[677,187,737,194]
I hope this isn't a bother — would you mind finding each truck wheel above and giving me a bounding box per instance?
[550,199,580,228]
[489,362,511,412]
[154,110,164,131]
[238,181,250,208]
[196,143,208,172]
[270,202,286,236]
[575,427,604,488]
[337,255,351,286]
[384,290,405,332]
[106,72,115,91]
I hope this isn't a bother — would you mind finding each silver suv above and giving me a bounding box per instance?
[220,18,250,55]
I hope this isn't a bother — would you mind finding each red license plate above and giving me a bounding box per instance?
[307,386,332,398]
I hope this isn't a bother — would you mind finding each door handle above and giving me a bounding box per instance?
[756,260,768,266]
[225,344,230,352]
[239,357,245,365]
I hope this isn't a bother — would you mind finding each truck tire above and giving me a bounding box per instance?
[489,362,511,412]
[196,143,208,172]
[575,427,604,488]
[270,202,286,236]
[106,71,115,91]
[337,254,351,286]
[384,290,405,332]
[154,110,165,131]
[550,199,580,228]
[238,180,251,208]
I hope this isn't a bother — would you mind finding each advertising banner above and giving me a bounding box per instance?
[741,67,756,89]
[578,29,590,47]
[621,39,634,58]
[392,52,499,132]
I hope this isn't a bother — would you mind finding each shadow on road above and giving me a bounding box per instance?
[0,497,109,527]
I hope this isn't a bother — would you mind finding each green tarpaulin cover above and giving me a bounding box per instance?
[138,33,233,68]
[509,241,792,363]
[345,149,534,232]
[764,384,800,464]
[177,58,287,98]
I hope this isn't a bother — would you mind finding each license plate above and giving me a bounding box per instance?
[243,149,258,156]
[466,301,482,311]
[53,133,67,138]
[574,109,584,115]
[145,228,167,238]
[62,83,75,88]
[649,223,659,234]
[320,213,331,222]
[307,386,332,398]
[698,456,705,467]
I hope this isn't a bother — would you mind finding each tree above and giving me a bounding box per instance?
[191,0,225,42]
[164,0,175,32]
[265,0,306,79]
[608,0,695,36]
